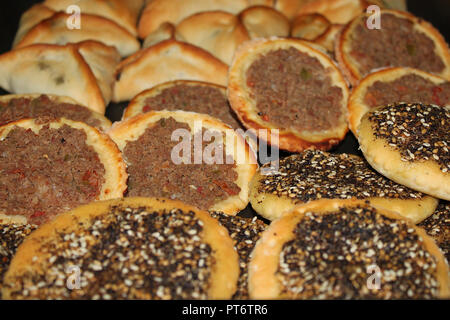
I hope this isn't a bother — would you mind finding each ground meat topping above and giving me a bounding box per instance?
[258,150,423,202]
[350,13,445,76]
[364,74,450,108]
[277,205,440,299]
[143,84,242,130]
[209,212,267,299]
[0,125,105,225]
[368,103,449,173]
[0,95,102,128]
[4,206,214,300]
[123,117,240,210]
[1,223,36,285]
[419,201,449,262]
[246,47,343,131]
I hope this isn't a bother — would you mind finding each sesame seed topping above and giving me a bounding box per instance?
[1,223,37,287]
[277,205,440,299]
[209,212,267,299]
[4,206,214,299]
[418,201,449,262]
[259,150,423,202]
[368,103,449,173]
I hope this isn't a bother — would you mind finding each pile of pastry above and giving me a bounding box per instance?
[0,0,449,300]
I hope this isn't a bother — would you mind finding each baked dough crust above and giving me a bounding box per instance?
[248,199,450,299]
[0,93,112,131]
[143,23,178,49]
[0,117,127,224]
[14,12,140,57]
[249,152,438,223]
[228,37,349,152]
[313,23,343,54]
[143,7,289,65]
[0,42,120,114]
[336,9,450,86]
[291,13,331,41]
[348,67,449,135]
[113,40,229,102]
[357,105,450,201]
[75,41,121,111]
[123,80,227,119]
[2,197,239,299]
[274,0,315,21]
[175,11,250,65]
[42,0,144,36]
[12,4,55,47]
[295,0,371,24]
[108,110,257,215]
[137,0,272,39]
[238,6,290,40]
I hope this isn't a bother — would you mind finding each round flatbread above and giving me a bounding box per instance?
[0,117,127,225]
[228,38,349,152]
[108,110,257,215]
[336,10,450,85]
[249,199,450,299]
[348,67,450,135]
[122,80,243,130]
[249,150,437,223]
[357,103,449,201]
[2,197,239,299]
[0,94,111,131]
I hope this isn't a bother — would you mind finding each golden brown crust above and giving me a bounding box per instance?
[295,0,371,24]
[249,199,450,299]
[0,93,112,131]
[142,22,178,49]
[12,4,55,47]
[291,13,331,41]
[113,40,229,102]
[238,5,290,40]
[2,197,239,299]
[0,42,120,114]
[336,10,450,86]
[175,11,250,65]
[250,172,439,223]
[0,118,127,223]
[138,0,272,39]
[74,41,121,111]
[348,67,449,135]
[274,0,315,21]
[108,110,257,215]
[357,105,450,201]
[313,23,343,53]
[227,37,349,152]
[122,80,228,120]
[42,0,144,36]
[249,152,438,223]
[14,12,140,57]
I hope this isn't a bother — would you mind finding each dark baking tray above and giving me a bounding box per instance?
[0,0,449,220]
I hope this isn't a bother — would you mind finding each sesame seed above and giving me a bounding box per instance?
[3,206,215,300]
[257,150,423,202]
[369,103,449,173]
[277,205,440,299]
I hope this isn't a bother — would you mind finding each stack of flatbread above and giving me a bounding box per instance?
[0,0,145,113]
